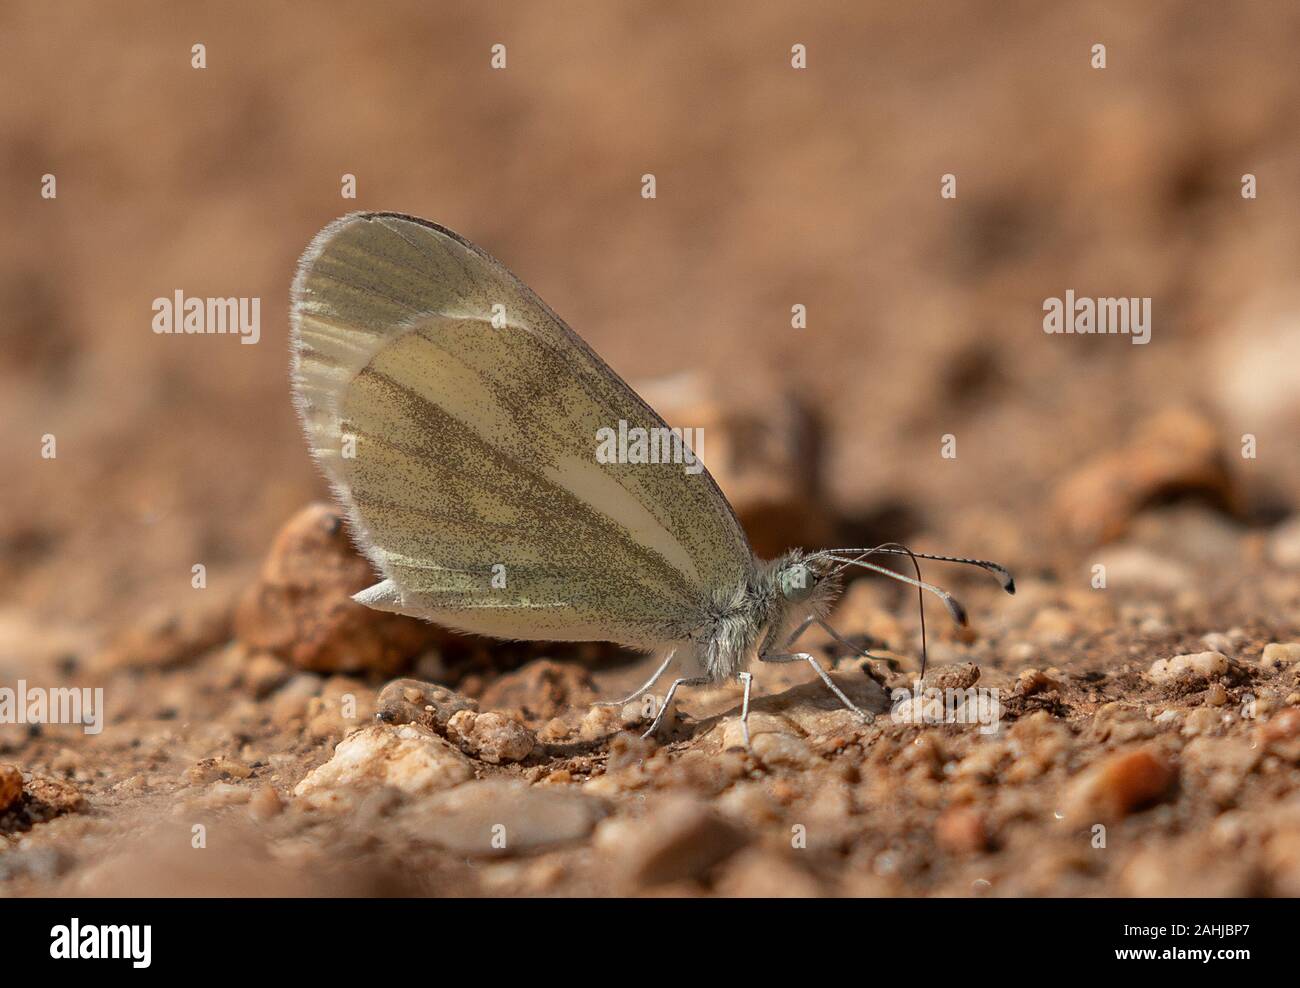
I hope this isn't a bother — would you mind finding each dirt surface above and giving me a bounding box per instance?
[3,1,1300,897]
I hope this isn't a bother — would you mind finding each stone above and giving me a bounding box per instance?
[241,650,292,698]
[1051,407,1235,545]
[751,732,815,769]
[1268,517,1300,569]
[91,596,231,672]
[375,678,477,732]
[603,795,748,887]
[185,756,253,785]
[268,672,323,726]
[921,663,981,692]
[0,763,22,812]
[293,723,473,808]
[1015,668,1060,695]
[477,658,597,721]
[1262,643,1300,671]
[445,710,536,764]
[713,847,824,897]
[934,806,990,854]
[1181,707,1222,738]
[234,503,442,674]
[20,775,87,820]
[1062,748,1175,825]
[247,784,283,821]
[1147,651,1230,684]
[719,711,799,751]
[413,779,607,856]
[1093,546,1192,595]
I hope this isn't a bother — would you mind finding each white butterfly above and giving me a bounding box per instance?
[291,213,1013,742]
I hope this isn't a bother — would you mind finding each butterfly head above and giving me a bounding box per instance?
[767,552,842,618]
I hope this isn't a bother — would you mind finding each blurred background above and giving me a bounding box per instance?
[2,0,1299,638]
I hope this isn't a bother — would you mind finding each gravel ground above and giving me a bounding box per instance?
[2,1,1300,897]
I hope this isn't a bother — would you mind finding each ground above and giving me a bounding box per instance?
[2,1,1300,897]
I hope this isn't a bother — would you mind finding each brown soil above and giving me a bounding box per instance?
[2,1,1300,897]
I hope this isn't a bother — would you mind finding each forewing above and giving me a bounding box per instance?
[290,212,753,646]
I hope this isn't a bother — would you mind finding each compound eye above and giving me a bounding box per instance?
[782,563,814,599]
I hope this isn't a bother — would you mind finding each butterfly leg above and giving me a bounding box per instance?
[815,619,879,661]
[783,614,878,662]
[737,671,753,748]
[641,675,709,739]
[758,649,874,724]
[593,650,675,707]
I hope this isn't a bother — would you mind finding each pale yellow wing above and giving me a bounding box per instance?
[290,212,754,647]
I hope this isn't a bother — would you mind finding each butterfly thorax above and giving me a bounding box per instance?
[694,550,841,682]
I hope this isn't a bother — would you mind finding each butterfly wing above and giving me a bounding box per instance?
[290,212,755,647]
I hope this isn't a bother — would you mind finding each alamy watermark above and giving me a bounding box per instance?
[152,291,261,344]
[595,419,704,475]
[0,681,104,735]
[1043,291,1151,345]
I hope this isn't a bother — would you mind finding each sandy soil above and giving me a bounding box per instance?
[2,1,1300,896]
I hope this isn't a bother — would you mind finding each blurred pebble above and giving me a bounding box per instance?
[1262,643,1300,671]
[1063,747,1175,824]
[920,663,980,692]
[1268,516,1300,569]
[713,847,823,897]
[269,673,322,726]
[91,596,231,672]
[1148,650,1229,683]
[0,763,23,812]
[1201,632,1236,655]
[241,650,292,698]
[720,711,798,751]
[1016,668,1060,695]
[234,503,442,674]
[634,371,830,559]
[185,756,252,785]
[1094,546,1193,595]
[478,659,597,722]
[247,783,283,821]
[934,806,990,854]
[1051,408,1235,546]
[414,779,607,856]
[1182,707,1222,737]
[598,795,748,888]
[751,732,815,769]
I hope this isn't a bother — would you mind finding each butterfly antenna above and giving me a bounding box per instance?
[812,547,1014,594]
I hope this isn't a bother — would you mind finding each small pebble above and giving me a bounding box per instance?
[1262,643,1300,671]
[293,723,473,808]
[920,663,980,692]
[603,796,748,888]
[0,763,23,812]
[934,806,990,854]
[413,779,607,856]
[446,709,536,764]
[1182,707,1221,737]
[1063,748,1175,824]
[1016,668,1060,695]
[1147,651,1229,683]
[375,678,477,732]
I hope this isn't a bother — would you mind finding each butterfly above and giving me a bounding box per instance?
[290,212,1013,743]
